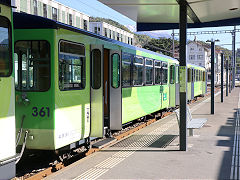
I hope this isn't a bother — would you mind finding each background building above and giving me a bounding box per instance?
[187,39,225,85]
[89,22,134,45]
[14,0,90,31]
[187,40,210,67]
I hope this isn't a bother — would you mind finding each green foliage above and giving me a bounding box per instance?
[143,38,179,57]
[134,34,152,47]
[90,17,132,33]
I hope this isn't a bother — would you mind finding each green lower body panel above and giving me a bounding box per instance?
[22,129,55,150]
[122,85,169,124]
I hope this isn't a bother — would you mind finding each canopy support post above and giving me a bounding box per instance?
[179,0,187,151]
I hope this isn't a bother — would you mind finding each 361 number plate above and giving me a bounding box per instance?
[32,107,50,117]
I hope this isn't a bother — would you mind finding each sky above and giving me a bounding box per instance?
[55,0,239,51]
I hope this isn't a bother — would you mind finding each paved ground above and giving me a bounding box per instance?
[46,87,240,180]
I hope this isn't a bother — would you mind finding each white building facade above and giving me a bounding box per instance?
[187,41,225,85]
[14,0,90,31]
[89,22,134,45]
[187,41,209,67]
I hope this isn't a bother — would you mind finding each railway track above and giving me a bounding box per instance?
[13,87,218,180]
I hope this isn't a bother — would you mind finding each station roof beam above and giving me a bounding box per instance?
[98,0,240,31]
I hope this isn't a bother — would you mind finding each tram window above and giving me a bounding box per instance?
[198,70,200,81]
[194,69,197,81]
[15,41,50,91]
[122,52,132,87]
[0,17,12,77]
[203,71,206,81]
[162,62,168,85]
[192,69,194,82]
[91,49,101,89]
[155,61,161,84]
[59,41,85,91]
[133,57,144,86]
[145,59,153,85]
[170,65,175,84]
[111,53,120,88]
[197,70,199,81]
[187,68,191,82]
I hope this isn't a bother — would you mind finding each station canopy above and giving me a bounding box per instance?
[98,0,240,31]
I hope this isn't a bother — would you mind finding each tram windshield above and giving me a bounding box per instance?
[14,41,50,91]
[0,17,11,77]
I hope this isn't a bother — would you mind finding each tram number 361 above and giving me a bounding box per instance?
[32,107,50,117]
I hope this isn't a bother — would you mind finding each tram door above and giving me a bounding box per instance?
[191,68,195,99]
[175,65,180,106]
[90,45,104,137]
[103,48,122,131]
[169,64,176,107]
[103,49,109,128]
[109,50,122,130]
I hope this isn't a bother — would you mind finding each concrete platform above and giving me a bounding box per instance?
[46,87,240,180]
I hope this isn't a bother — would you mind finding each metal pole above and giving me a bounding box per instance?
[211,41,215,114]
[221,53,224,102]
[229,59,232,93]
[233,26,236,88]
[172,29,175,58]
[226,59,229,96]
[179,0,187,151]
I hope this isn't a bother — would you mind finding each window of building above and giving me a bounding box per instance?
[122,53,132,87]
[33,0,38,15]
[0,17,12,77]
[43,3,47,18]
[133,57,143,86]
[91,49,101,89]
[109,30,112,39]
[69,14,73,26]
[145,59,153,85]
[94,27,98,34]
[104,28,107,37]
[190,47,194,51]
[113,31,115,39]
[15,41,50,91]
[117,33,120,41]
[199,48,202,51]
[111,53,120,88]
[155,61,161,84]
[197,55,203,60]
[162,62,168,84]
[189,55,195,60]
[59,41,85,90]
[199,63,202,66]
[83,20,87,30]
[52,7,58,21]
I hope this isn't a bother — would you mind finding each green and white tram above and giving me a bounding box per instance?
[0,0,15,179]
[13,12,206,158]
